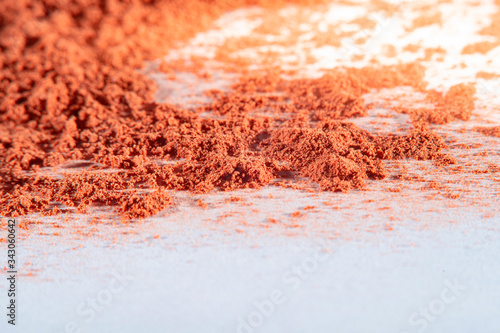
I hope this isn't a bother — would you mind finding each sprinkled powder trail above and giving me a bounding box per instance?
[1,0,499,221]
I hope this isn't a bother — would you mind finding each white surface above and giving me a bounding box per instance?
[1,0,500,332]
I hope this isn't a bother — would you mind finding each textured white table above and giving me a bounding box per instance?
[1,1,499,332]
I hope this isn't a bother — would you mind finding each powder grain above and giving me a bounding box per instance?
[0,0,489,219]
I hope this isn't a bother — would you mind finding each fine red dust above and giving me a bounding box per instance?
[0,0,497,220]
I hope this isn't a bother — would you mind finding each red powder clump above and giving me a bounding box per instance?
[0,0,482,219]
[476,72,500,79]
[406,11,442,32]
[120,190,172,220]
[398,83,476,125]
[474,126,500,138]
[461,41,500,54]
[0,62,468,219]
